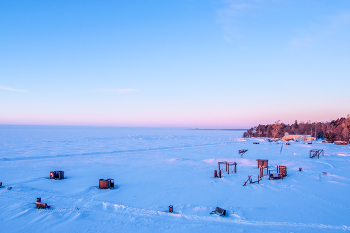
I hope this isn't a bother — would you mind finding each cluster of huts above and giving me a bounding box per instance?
[1,137,337,217]
[33,171,116,210]
[214,139,330,189]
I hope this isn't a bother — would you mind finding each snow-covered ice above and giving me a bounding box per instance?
[1,126,350,232]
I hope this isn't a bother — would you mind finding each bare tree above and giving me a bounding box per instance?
[242,114,350,141]
[272,120,282,139]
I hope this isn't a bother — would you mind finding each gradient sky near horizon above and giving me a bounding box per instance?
[1,0,349,128]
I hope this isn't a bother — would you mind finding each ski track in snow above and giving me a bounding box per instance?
[286,185,350,211]
[2,185,350,232]
[101,202,350,231]
[0,141,236,162]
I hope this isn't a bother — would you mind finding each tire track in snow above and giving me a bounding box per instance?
[3,187,349,231]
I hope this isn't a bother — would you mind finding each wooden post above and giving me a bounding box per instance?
[219,170,222,178]
[226,162,228,171]
[269,170,270,180]
[234,163,237,173]
[227,163,229,174]
[258,175,260,184]
[214,170,217,178]
[218,163,220,172]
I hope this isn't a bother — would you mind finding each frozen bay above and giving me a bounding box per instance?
[1,126,350,232]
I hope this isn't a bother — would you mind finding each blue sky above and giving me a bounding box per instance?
[1,0,349,128]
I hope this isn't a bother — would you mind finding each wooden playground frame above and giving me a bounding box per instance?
[218,161,237,174]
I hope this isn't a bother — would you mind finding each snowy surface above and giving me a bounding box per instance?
[1,126,350,232]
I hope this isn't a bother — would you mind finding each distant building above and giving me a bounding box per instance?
[282,132,316,141]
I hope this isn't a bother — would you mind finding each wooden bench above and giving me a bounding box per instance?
[210,207,226,216]
[270,173,283,180]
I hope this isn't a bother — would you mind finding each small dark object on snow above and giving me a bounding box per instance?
[0,182,2,187]
[214,170,217,178]
[286,143,290,145]
[50,171,64,179]
[269,173,283,180]
[169,205,173,213]
[253,142,259,144]
[238,149,248,158]
[36,198,50,209]
[299,168,302,172]
[211,207,226,216]
[108,179,114,188]
[99,179,110,189]
[36,202,50,209]
[6,187,12,190]
[99,179,115,189]
[309,149,324,159]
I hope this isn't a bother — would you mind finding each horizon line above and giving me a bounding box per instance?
[0,124,249,130]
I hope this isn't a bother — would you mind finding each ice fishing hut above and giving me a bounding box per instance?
[50,171,64,179]
[256,159,268,168]
[99,178,114,189]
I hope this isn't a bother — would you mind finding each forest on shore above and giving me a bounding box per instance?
[243,115,350,142]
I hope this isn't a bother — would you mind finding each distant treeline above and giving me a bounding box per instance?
[243,115,350,142]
